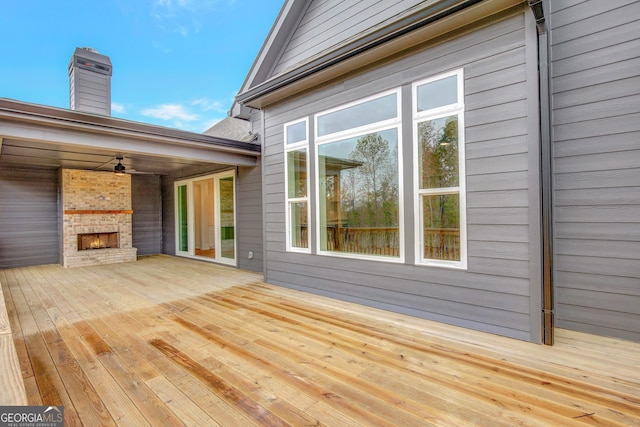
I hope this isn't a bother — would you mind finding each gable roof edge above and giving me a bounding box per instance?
[237,0,526,108]
[236,0,311,101]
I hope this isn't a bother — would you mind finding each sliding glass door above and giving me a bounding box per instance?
[174,170,236,265]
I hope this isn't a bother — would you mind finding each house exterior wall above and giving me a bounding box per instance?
[272,0,426,75]
[549,0,640,341]
[132,175,163,256]
[258,7,543,341]
[237,165,264,272]
[0,167,59,268]
[161,175,176,256]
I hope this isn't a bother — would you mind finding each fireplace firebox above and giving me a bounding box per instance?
[77,232,119,251]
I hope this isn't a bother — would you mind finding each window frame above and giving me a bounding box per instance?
[412,68,467,269]
[284,117,311,253]
[314,88,404,262]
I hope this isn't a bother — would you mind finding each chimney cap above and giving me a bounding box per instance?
[80,46,100,54]
[69,47,112,76]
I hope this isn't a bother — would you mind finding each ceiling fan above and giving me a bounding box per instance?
[110,156,157,175]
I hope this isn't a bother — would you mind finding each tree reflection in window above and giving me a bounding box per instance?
[318,129,399,257]
[418,116,458,189]
[417,116,460,261]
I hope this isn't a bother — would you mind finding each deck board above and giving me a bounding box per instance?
[1,255,639,426]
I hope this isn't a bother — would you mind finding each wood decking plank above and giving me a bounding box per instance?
[21,375,41,406]
[234,285,640,425]
[233,283,640,426]
[163,301,370,426]
[21,264,183,427]
[0,335,26,405]
[164,298,488,426]
[1,256,638,426]
[149,338,291,427]
[16,267,117,427]
[171,312,379,427]
[145,376,222,427]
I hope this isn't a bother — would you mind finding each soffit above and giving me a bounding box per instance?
[0,98,260,175]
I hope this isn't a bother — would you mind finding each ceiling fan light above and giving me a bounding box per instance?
[114,157,126,175]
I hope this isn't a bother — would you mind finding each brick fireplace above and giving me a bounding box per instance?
[62,169,137,267]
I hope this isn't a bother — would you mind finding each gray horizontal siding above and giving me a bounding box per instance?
[161,176,176,256]
[550,0,640,341]
[70,69,111,115]
[261,9,541,341]
[0,167,59,268]
[272,0,424,76]
[132,175,162,256]
[237,165,263,273]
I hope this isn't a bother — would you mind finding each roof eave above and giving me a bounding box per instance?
[237,0,524,109]
[0,98,261,157]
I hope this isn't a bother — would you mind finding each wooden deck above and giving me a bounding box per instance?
[1,255,639,426]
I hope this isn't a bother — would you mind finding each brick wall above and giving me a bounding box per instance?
[62,169,137,267]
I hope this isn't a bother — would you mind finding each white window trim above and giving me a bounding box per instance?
[412,68,467,269]
[284,117,311,253]
[315,88,402,143]
[314,88,404,263]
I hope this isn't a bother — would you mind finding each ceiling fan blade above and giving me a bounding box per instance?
[127,169,164,175]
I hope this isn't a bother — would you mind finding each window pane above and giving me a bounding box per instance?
[416,75,457,112]
[290,202,308,249]
[177,185,189,252]
[287,149,307,198]
[422,194,460,261]
[318,129,400,257]
[219,176,235,260]
[286,121,306,144]
[318,93,397,136]
[418,115,459,189]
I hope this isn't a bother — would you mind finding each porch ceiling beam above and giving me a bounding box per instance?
[0,120,257,167]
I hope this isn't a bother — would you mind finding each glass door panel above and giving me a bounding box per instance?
[174,172,236,265]
[194,178,216,259]
[218,175,235,261]
[176,184,189,254]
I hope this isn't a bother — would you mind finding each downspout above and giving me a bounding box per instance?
[529,0,554,345]
[260,108,267,278]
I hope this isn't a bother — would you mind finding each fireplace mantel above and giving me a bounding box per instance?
[64,209,133,215]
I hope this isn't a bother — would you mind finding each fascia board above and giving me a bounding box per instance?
[0,120,257,167]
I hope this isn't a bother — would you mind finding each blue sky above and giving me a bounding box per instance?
[0,0,282,133]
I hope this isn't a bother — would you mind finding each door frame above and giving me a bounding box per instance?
[174,170,237,266]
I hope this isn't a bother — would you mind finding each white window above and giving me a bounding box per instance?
[412,69,467,268]
[315,89,403,261]
[284,118,310,252]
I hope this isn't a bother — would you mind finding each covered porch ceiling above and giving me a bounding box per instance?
[0,98,260,176]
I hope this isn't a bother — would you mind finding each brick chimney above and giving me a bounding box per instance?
[68,47,112,115]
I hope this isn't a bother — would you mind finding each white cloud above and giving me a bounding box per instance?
[111,102,126,114]
[141,103,199,121]
[191,97,227,113]
[151,0,219,36]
